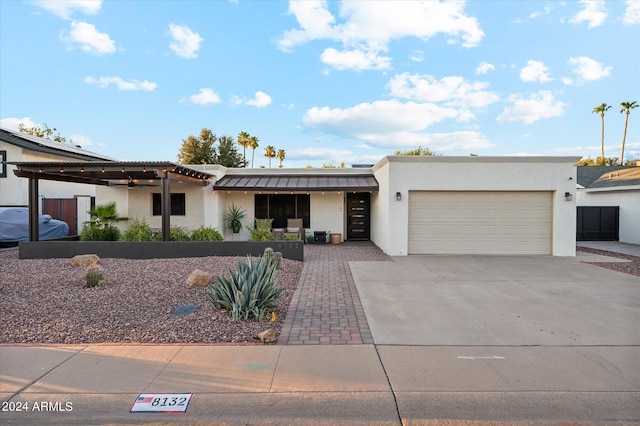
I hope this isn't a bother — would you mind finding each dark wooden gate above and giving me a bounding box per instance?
[347,193,370,240]
[43,198,78,236]
[576,206,619,241]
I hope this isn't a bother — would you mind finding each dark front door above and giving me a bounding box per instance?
[347,193,370,240]
[576,206,619,241]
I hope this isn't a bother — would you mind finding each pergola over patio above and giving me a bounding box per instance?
[11,161,215,241]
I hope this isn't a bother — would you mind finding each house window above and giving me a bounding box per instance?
[255,194,310,228]
[152,193,186,216]
[0,151,6,178]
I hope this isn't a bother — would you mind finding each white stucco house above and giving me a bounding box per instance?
[9,150,580,257]
[0,127,114,234]
[576,166,640,245]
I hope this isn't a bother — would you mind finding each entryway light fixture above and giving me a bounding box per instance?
[396,192,402,201]
[565,192,572,201]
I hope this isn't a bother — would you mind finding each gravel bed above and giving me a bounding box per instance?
[576,246,640,276]
[0,248,303,344]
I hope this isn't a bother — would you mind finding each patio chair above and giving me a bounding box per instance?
[283,218,304,240]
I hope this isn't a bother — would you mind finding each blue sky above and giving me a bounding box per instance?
[1,0,639,167]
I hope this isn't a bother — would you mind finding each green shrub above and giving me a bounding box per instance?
[246,221,274,241]
[190,225,224,241]
[207,256,282,321]
[80,223,121,241]
[153,227,191,241]
[306,235,314,244]
[122,218,153,241]
[284,235,299,241]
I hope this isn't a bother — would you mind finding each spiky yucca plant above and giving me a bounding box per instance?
[208,256,282,321]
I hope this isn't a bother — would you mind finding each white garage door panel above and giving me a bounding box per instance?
[408,191,551,255]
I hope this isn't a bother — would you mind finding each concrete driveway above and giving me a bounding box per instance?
[350,255,640,346]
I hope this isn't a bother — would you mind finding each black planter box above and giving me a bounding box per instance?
[313,231,328,244]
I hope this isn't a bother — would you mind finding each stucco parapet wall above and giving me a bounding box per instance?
[372,155,582,171]
[218,167,375,176]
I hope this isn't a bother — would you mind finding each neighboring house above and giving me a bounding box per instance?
[11,154,580,256]
[0,127,114,234]
[576,166,640,245]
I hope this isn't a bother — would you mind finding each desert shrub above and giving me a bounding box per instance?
[306,235,314,244]
[284,235,299,241]
[246,220,274,241]
[190,225,224,241]
[122,218,153,241]
[208,256,281,321]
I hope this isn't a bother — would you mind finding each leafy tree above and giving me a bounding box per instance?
[249,135,259,167]
[321,162,346,168]
[276,148,286,168]
[264,145,276,168]
[237,131,250,167]
[592,103,611,165]
[18,123,71,144]
[394,146,438,156]
[177,128,217,164]
[619,101,638,165]
[217,135,245,167]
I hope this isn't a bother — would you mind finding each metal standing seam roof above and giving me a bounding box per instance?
[213,174,379,192]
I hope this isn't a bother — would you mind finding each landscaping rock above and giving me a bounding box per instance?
[257,328,276,344]
[185,269,212,288]
[71,254,100,268]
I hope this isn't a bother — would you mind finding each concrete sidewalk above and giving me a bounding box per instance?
[2,244,640,424]
[2,344,639,424]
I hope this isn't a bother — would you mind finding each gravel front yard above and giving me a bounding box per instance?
[576,246,640,277]
[0,249,302,344]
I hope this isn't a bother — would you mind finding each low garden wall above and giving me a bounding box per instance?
[18,240,304,261]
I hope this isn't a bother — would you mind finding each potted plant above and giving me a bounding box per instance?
[224,204,246,233]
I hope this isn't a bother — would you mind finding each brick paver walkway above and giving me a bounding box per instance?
[278,241,391,345]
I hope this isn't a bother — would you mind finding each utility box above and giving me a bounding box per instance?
[314,231,328,244]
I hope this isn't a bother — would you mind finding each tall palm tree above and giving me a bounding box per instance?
[237,131,250,167]
[592,103,611,165]
[249,136,259,168]
[620,101,638,165]
[264,145,276,168]
[276,149,286,168]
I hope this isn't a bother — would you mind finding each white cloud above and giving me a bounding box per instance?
[320,46,391,71]
[288,147,353,160]
[0,117,38,131]
[410,50,424,63]
[60,21,115,55]
[475,62,495,75]
[169,23,203,59]
[520,60,552,82]
[623,0,640,24]
[277,0,484,71]
[497,91,568,124]
[28,0,102,20]
[569,0,607,29]
[304,100,459,137]
[85,76,157,91]
[566,56,612,83]
[388,73,499,109]
[233,91,272,108]
[69,133,105,148]
[186,88,221,105]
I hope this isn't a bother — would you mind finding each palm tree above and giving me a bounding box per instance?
[237,131,250,167]
[276,149,286,168]
[620,101,638,165]
[592,103,611,165]
[264,145,276,168]
[249,135,259,168]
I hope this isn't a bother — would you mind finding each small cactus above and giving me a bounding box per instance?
[273,252,282,269]
[86,265,105,288]
[263,247,274,263]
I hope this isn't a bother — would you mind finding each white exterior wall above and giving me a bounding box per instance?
[95,186,130,233]
[0,143,96,207]
[310,192,344,239]
[576,188,640,244]
[372,156,580,257]
[370,165,390,253]
[220,191,255,240]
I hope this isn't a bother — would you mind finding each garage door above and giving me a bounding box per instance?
[408,191,552,255]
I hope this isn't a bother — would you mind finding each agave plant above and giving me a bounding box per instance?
[208,255,282,321]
